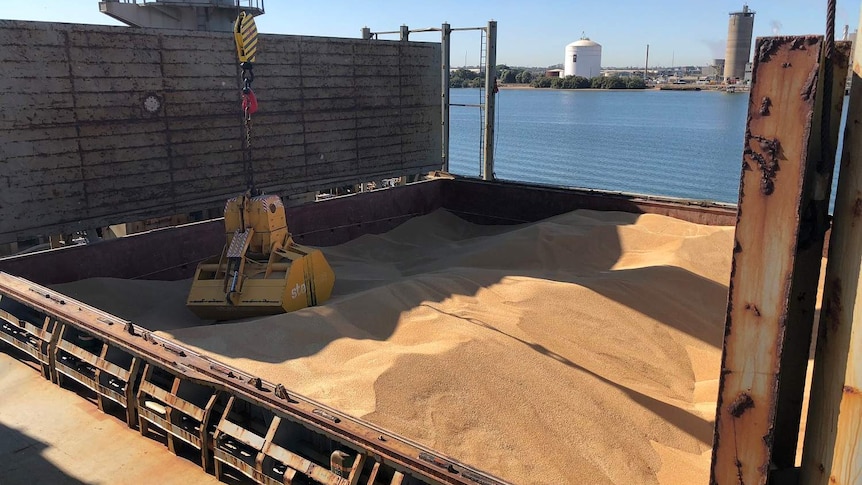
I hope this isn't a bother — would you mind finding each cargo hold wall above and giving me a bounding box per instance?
[0,20,442,243]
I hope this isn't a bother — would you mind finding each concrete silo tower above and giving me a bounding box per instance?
[564,36,602,78]
[724,4,755,82]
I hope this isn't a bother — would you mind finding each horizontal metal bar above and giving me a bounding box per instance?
[450,103,483,108]
[0,330,42,361]
[214,448,258,481]
[140,407,202,448]
[55,361,99,392]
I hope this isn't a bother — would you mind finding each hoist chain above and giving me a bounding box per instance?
[235,11,259,195]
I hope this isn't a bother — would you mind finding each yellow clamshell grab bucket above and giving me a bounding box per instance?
[186,194,335,321]
[186,12,334,320]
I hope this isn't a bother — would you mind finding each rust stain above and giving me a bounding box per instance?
[791,37,807,50]
[759,97,771,115]
[757,37,785,63]
[728,392,755,417]
[743,303,760,316]
[853,197,862,218]
[801,63,820,102]
[746,134,781,195]
[843,385,861,395]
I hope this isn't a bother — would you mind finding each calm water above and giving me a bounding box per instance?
[449,88,844,206]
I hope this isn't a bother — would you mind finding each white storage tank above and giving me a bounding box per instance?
[564,37,602,78]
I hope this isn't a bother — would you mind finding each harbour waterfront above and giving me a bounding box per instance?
[449,88,844,206]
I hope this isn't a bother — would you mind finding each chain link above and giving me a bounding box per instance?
[243,103,255,193]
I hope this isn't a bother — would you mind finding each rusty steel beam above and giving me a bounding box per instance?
[0,271,510,485]
[771,39,851,470]
[711,35,845,485]
[800,17,862,485]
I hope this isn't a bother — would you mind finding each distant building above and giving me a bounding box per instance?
[545,69,564,78]
[724,5,755,82]
[703,59,725,81]
[564,36,602,78]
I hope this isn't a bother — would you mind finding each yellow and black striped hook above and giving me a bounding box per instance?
[234,11,258,94]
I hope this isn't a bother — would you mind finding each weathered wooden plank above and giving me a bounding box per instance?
[6,167,83,189]
[160,34,231,52]
[81,159,172,180]
[301,76,355,89]
[75,107,151,123]
[355,65,400,77]
[69,47,160,64]
[80,146,169,166]
[66,30,158,48]
[0,105,76,126]
[2,89,76,108]
[1,137,79,159]
[0,77,72,94]
[162,62,234,78]
[0,21,65,45]
[357,97,401,109]
[80,132,167,152]
[252,134,306,149]
[301,97,358,111]
[72,77,163,94]
[0,20,441,243]
[711,35,834,485]
[71,63,162,79]
[800,31,862,485]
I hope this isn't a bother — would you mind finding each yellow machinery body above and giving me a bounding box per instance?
[186,193,335,320]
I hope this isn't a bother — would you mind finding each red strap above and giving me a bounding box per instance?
[242,90,258,115]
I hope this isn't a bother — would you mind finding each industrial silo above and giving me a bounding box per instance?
[723,5,755,82]
[564,37,602,78]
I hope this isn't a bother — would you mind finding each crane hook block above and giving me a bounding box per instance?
[234,11,258,64]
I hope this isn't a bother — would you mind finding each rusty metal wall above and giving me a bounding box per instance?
[0,20,442,244]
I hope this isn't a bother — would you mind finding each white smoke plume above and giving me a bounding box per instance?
[771,20,782,35]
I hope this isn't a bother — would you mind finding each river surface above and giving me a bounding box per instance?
[448,88,844,206]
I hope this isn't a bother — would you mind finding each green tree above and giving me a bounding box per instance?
[449,68,480,88]
[590,76,604,88]
[626,77,646,89]
[515,70,533,84]
[602,76,626,89]
[531,76,553,88]
[572,76,590,89]
[500,69,517,84]
[550,77,564,89]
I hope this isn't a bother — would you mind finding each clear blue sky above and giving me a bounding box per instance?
[2,1,860,67]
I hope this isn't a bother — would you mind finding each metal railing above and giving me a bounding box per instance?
[214,447,258,480]
[103,0,263,9]
[0,330,41,360]
[140,407,203,448]
[97,382,128,406]
[55,361,99,392]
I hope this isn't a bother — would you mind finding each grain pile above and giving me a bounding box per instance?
[55,209,737,485]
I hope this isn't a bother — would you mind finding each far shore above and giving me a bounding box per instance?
[492,84,733,92]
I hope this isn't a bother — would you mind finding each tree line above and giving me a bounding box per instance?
[448,66,646,90]
[532,75,645,89]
